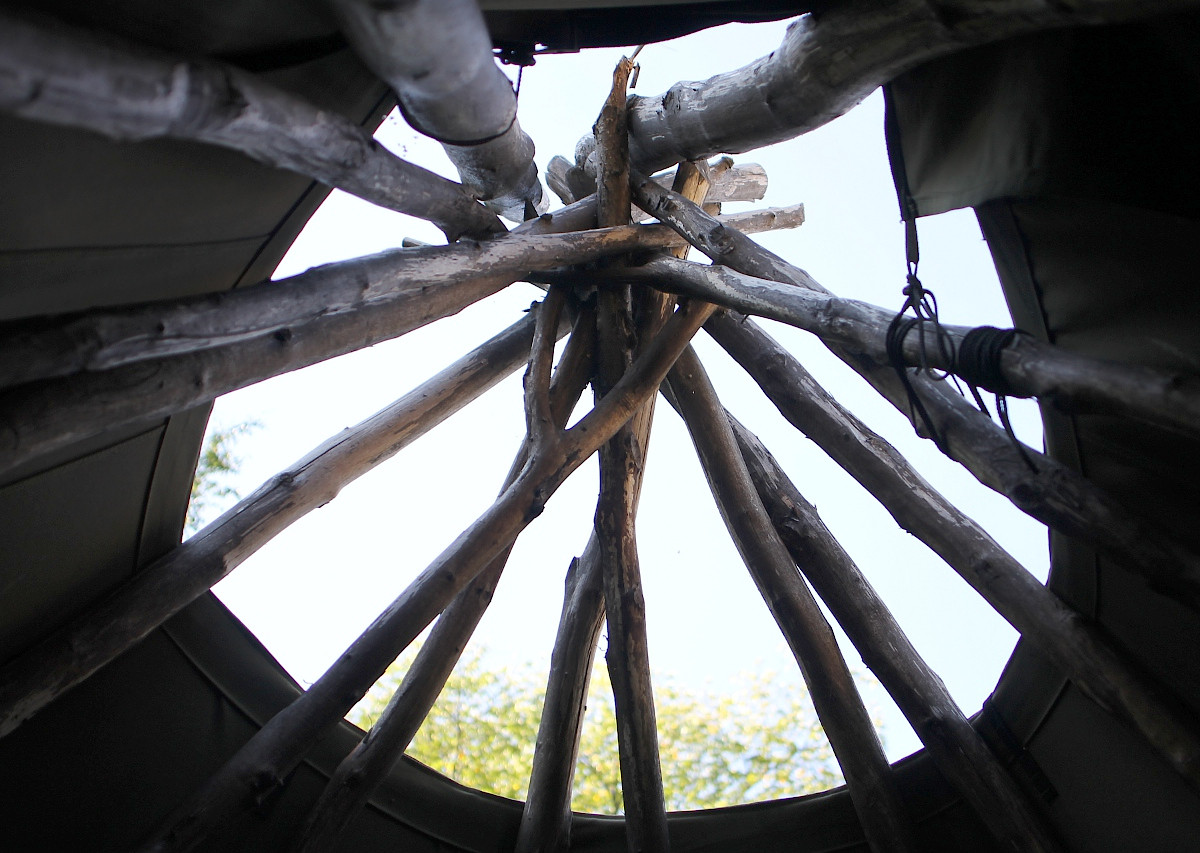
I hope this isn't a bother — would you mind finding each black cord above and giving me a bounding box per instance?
[888,221,1037,470]
[957,327,1039,471]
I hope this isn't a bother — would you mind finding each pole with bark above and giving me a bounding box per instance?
[620,0,1200,173]
[722,412,1064,853]
[591,55,671,853]
[291,293,593,853]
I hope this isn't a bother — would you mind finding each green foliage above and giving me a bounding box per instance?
[187,421,259,534]
[351,646,846,814]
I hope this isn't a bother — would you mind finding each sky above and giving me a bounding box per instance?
[202,18,1048,775]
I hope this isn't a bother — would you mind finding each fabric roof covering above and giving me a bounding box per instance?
[1,2,1198,851]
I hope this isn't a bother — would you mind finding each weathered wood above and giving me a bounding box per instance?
[0,224,715,477]
[0,214,800,393]
[292,299,593,853]
[517,261,667,853]
[0,8,504,241]
[664,346,919,853]
[724,413,1064,853]
[546,155,580,206]
[595,442,668,853]
[595,58,636,234]
[592,56,670,853]
[0,313,557,739]
[621,0,1200,174]
[137,296,715,853]
[629,178,1200,611]
[624,254,1200,444]
[514,538,605,853]
[516,160,771,238]
[331,0,544,221]
[707,312,1200,791]
[631,172,826,290]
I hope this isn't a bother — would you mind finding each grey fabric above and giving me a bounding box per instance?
[884,13,1200,221]
[886,12,1200,849]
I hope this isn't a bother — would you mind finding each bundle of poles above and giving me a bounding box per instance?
[3,1,1200,852]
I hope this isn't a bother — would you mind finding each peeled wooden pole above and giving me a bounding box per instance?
[516,163,714,853]
[664,347,919,853]
[0,313,558,739]
[516,162,780,238]
[331,0,544,221]
[0,223,714,478]
[630,175,1200,442]
[0,8,503,241]
[591,56,670,853]
[629,177,1200,611]
[292,294,592,853]
[707,312,1200,791]
[0,212,801,393]
[721,413,1064,853]
[621,0,1200,174]
[514,537,605,853]
[625,255,1200,444]
[138,296,716,853]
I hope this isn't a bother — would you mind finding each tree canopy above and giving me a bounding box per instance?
[187,420,259,533]
[351,647,849,813]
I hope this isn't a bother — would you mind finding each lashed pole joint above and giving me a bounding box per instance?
[628,175,1200,613]
[664,346,919,853]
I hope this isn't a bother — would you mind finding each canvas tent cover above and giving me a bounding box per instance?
[1,1,1199,851]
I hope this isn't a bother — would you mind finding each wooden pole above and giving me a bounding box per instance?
[0,8,504,241]
[292,294,593,853]
[514,537,605,853]
[723,412,1065,853]
[515,162,719,853]
[514,159,773,238]
[664,346,919,853]
[628,177,1200,612]
[592,56,670,853]
[620,0,1200,174]
[331,0,544,221]
[0,213,801,393]
[0,223,722,478]
[621,254,1200,445]
[0,313,560,739]
[136,296,715,853]
[708,313,1200,792]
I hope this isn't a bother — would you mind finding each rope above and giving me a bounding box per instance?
[957,326,1039,471]
[394,95,518,148]
[887,221,1038,471]
[394,47,537,148]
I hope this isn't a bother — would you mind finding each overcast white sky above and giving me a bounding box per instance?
[203,18,1048,773]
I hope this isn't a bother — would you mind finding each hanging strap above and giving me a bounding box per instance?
[887,220,1038,471]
